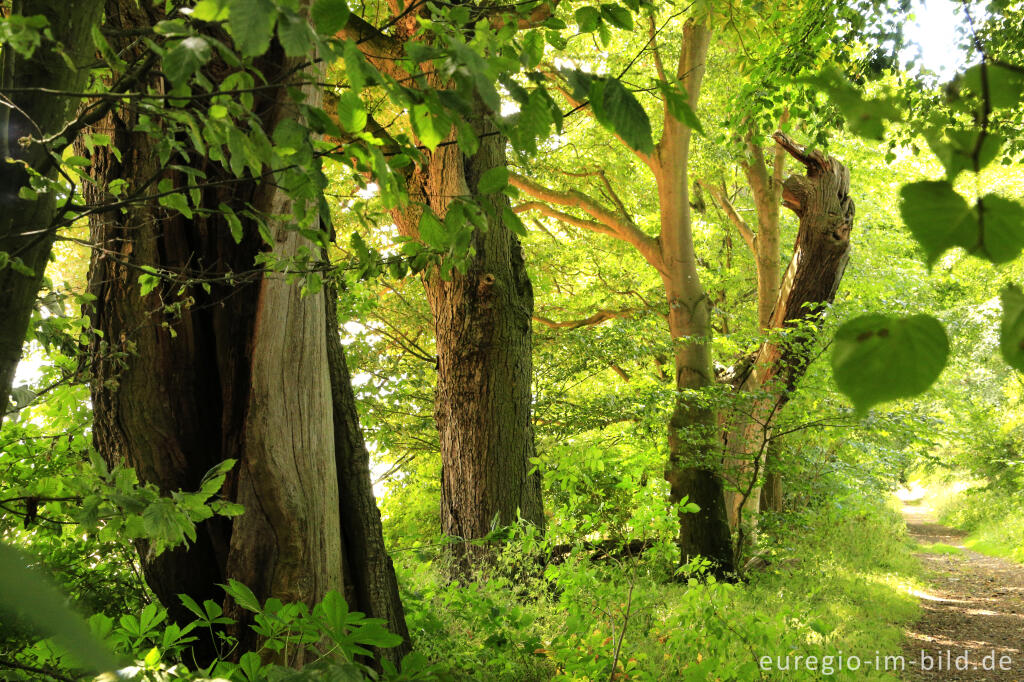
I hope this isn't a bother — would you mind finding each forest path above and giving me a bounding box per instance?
[899,487,1024,680]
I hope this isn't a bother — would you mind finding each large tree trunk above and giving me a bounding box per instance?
[655,18,735,577]
[390,119,544,571]
[82,0,408,665]
[324,278,410,659]
[721,133,855,529]
[0,0,103,422]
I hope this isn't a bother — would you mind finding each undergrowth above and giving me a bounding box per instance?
[395,495,922,681]
[917,472,1024,563]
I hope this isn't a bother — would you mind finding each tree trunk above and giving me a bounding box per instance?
[390,120,544,571]
[0,0,103,422]
[655,18,735,577]
[324,277,411,663]
[722,133,855,528]
[82,0,408,663]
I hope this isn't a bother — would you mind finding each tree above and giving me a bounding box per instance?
[42,0,409,664]
[339,3,556,566]
[509,2,864,572]
[0,0,104,422]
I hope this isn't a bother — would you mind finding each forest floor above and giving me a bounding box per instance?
[900,488,1024,681]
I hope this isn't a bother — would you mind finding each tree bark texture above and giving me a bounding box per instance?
[721,132,855,528]
[81,0,408,663]
[0,0,103,422]
[389,122,544,569]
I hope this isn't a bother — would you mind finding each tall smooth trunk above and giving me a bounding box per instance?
[655,18,734,576]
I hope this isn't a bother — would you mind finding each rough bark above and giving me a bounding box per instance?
[346,12,544,573]
[82,0,407,662]
[722,132,855,528]
[390,122,544,570]
[0,0,103,422]
[324,278,411,664]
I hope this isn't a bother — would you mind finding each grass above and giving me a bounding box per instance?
[914,542,963,555]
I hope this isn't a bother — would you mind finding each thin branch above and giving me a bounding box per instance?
[700,180,756,255]
[509,172,664,271]
[533,307,639,329]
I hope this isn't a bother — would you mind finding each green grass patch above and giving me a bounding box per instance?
[914,542,963,555]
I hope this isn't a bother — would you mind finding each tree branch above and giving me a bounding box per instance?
[533,307,639,329]
[700,180,756,256]
[509,172,664,271]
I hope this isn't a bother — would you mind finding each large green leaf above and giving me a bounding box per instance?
[0,542,119,672]
[227,0,276,57]
[311,0,350,35]
[590,77,653,155]
[336,91,367,132]
[1000,284,1024,372]
[277,10,315,57]
[599,4,633,30]
[831,314,949,413]
[978,194,1024,264]
[162,36,212,84]
[899,181,977,266]
[574,6,600,32]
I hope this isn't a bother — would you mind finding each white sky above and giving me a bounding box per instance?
[902,0,971,77]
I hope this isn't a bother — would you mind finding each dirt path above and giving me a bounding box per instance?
[900,491,1024,681]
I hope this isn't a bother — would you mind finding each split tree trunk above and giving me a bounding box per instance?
[390,120,544,570]
[721,132,855,529]
[82,0,408,665]
[0,0,103,422]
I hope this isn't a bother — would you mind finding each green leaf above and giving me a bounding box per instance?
[831,314,949,412]
[158,191,194,219]
[0,542,119,673]
[223,578,261,612]
[502,206,528,237]
[163,36,212,84]
[336,91,367,132]
[227,0,277,57]
[599,4,633,30]
[520,29,544,69]
[220,203,244,243]
[277,10,314,57]
[189,0,231,21]
[312,0,351,35]
[978,194,1024,264]
[802,67,899,140]
[477,166,509,195]
[1000,284,1024,372]
[963,62,1024,109]
[899,181,976,266]
[590,77,654,154]
[410,104,445,151]
[656,81,703,134]
[574,7,601,32]
[418,210,447,248]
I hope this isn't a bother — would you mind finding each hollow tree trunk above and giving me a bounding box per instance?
[654,18,734,577]
[83,0,408,665]
[722,133,855,529]
[0,0,103,422]
[390,119,543,571]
